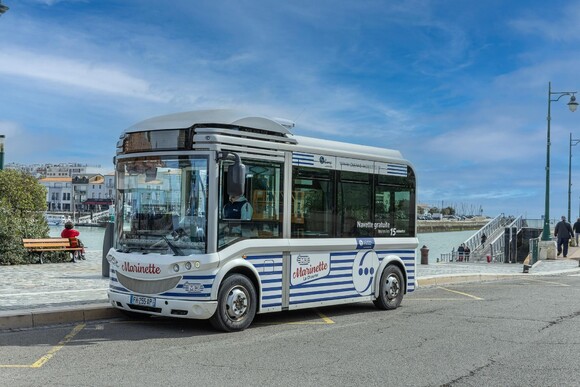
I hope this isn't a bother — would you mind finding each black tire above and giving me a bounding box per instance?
[373,265,404,310]
[210,274,257,332]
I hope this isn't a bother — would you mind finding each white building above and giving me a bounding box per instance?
[39,177,72,211]
[40,172,114,215]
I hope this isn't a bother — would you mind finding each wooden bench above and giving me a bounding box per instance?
[22,238,84,264]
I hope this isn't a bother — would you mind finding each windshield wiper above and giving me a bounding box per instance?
[162,235,184,256]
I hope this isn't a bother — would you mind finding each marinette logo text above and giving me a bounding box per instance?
[291,253,330,285]
[122,262,161,274]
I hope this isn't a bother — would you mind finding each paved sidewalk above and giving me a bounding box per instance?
[2,246,580,330]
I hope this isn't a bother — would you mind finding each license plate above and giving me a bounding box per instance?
[130,295,156,307]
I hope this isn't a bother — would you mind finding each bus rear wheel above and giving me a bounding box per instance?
[373,265,404,310]
[210,274,257,332]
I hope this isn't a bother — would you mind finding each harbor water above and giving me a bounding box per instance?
[50,226,473,264]
[417,230,474,263]
[49,225,107,253]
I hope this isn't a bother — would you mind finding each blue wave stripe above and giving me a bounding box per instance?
[262,294,282,305]
[260,270,283,276]
[325,273,352,280]
[245,254,284,260]
[160,292,211,298]
[182,275,216,280]
[290,286,356,297]
[331,260,354,265]
[291,280,352,289]
[331,251,357,257]
[331,266,351,272]
[263,285,283,292]
[252,262,284,269]
[262,278,282,284]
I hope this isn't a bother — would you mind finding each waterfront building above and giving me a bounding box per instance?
[7,162,113,216]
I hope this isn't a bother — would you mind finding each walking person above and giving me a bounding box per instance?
[457,243,465,262]
[573,217,580,247]
[480,233,487,246]
[554,216,573,258]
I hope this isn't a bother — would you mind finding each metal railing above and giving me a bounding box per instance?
[438,216,546,264]
[78,209,110,224]
[488,215,524,263]
[462,213,506,255]
[438,214,526,263]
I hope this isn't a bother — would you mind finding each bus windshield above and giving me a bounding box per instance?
[115,155,208,256]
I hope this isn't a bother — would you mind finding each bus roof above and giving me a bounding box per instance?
[123,109,406,163]
[293,135,403,160]
[125,109,294,136]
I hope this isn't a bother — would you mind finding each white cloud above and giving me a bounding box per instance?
[0,48,167,102]
[509,4,580,42]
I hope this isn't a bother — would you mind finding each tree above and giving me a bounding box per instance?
[441,206,455,216]
[429,207,440,214]
[0,169,49,265]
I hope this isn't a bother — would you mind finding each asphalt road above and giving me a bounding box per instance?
[2,273,580,386]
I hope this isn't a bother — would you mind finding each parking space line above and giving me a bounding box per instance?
[256,309,335,326]
[523,278,571,287]
[315,310,335,324]
[0,323,86,369]
[438,287,484,300]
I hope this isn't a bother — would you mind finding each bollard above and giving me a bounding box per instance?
[420,245,429,265]
[486,254,491,263]
[102,222,114,278]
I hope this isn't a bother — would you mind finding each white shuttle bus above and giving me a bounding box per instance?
[106,109,418,331]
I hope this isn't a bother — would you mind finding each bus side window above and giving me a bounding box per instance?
[218,159,283,249]
[292,167,334,238]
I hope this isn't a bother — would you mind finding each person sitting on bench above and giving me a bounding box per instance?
[61,221,85,260]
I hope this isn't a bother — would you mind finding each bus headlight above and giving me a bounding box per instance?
[172,263,180,272]
[107,255,118,267]
[185,261,192,270]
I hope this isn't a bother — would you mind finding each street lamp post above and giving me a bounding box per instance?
[542,82,578,242]
[568,133,580,222]
[0,135,4,170]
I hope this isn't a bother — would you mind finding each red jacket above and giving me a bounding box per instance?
[61,228,80,238]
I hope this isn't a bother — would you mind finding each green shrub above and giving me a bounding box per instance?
[0,170,51,265]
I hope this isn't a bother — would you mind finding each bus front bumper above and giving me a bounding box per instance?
[108,291,217,320]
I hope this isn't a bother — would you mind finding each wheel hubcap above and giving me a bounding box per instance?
[385,275,400,299]
[225,287,248,320]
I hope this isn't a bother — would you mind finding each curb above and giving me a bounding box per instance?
[417,273,523,288]
[0,303,122,331]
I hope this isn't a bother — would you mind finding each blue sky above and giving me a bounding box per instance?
[1,0,580,220]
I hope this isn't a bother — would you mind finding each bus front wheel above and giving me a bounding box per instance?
[373,265,404,310]
[210,274,257,332]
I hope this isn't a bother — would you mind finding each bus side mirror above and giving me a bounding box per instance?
[217,151,246,197]
[227,161,246,197]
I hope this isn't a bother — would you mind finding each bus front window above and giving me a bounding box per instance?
[115,156,208,256]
